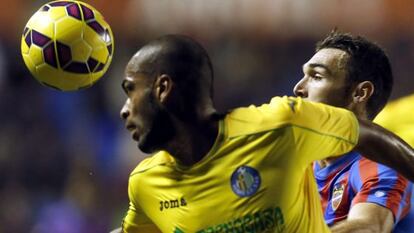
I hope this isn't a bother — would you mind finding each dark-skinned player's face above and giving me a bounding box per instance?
[120,52,173,154]
[293,48,352,108]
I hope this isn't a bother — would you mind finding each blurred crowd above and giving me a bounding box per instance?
[1,0,414,232]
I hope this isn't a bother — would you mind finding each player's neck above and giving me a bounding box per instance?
[168,112,221,167]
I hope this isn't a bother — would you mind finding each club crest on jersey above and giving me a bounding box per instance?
[231,165,261,197]
[331,183,345,211]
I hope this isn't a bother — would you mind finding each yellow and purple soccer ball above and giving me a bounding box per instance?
[21,0,114,91]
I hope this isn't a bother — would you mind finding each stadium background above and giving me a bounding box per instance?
[0,0,413,232]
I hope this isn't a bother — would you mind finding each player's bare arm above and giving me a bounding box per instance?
[356,118,414,182]
[330,203,393,233]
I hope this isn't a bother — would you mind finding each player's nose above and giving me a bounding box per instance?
[120,100,130,120]
[293,78,308,98]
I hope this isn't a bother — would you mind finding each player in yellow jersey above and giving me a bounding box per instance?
[112,35,414,233]
[375,93,414,147]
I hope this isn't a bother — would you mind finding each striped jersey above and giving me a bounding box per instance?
[314,151,412,229]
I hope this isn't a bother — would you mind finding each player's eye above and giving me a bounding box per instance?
[312,74,323,80]
[122,80,135,94]
[126,84,135,93]
[308,71,322,80]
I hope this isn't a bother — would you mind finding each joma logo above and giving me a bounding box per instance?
[160,197,187,211]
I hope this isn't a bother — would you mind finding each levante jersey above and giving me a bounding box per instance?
[375,93,414,147]
[122,96,359,233]
[314,151,412,228]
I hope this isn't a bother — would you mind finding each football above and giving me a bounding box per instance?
[21,0,114,91]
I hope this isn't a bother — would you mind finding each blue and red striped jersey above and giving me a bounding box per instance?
[314,151,412,229]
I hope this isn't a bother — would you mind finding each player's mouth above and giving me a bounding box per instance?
[125,123,139,141]
[131,130,140,141]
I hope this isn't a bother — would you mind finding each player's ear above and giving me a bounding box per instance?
[154,74,174,104]
[352,81,374,103]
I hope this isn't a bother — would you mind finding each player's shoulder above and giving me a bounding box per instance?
[225,95,351,138]
[130,151,175,177]
[229,96,295,118]
[349,156,377,172]
[350,155,399,178]
[225,96,299,137]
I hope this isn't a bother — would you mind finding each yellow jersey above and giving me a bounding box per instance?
[122,96,359,233]
[375,93,414,147]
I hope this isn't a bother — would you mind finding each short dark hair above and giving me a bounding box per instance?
[144,35,214,104]
[316,30,393,119]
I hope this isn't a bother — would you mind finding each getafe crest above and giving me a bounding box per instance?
[331,183,345,211]
[231,165,261,197]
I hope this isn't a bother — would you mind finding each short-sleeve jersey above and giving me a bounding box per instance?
[122,96,359,233]
[375,93,414,147]
[314,151,412,229]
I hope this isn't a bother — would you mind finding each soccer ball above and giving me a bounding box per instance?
[21,0,114,91]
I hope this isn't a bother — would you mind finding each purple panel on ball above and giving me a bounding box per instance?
[25,30,32,47]
[49,1,72,7]
[65,61,89,74]
[66,3,81,20]
[107,44,112,55]
[87,21,104,35]
[40,5,50,11]
[80,4,94,20]
[32,30,51,47]
[43,43,58,68]
[56,41,72,67]
[87,57,98,71]
[95,63,105,72]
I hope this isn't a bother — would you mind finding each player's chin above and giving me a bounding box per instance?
[137,138,160,154]
[138,144,159,154]
[137,126,172,154]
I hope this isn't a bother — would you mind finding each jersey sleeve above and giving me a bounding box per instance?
[350,158,412,224]
[122,176,160,233]
[269,96,359,164]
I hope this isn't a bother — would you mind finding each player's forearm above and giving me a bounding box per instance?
[355,119,414,182]
[332,203,394,233]
[330,219,385,233]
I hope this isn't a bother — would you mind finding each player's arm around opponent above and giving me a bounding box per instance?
[356,119,414,182]
[330,202,393,233]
